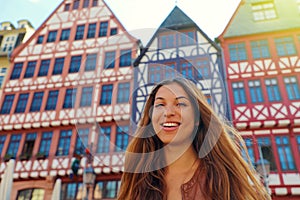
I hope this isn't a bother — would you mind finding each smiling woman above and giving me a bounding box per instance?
[118,77,271,200]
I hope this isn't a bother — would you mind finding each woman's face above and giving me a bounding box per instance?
[151,82,197,144]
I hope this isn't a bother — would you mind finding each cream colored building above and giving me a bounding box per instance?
[0,20,35,92]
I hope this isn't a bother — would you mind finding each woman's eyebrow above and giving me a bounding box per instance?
[154,96,189,101]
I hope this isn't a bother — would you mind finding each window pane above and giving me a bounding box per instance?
[85,53,97,71]
[232,82,247,104]
[39,131,53,156]
[38,59,50,76]
[119,50,131,67]
[99,22,108,37]
[87,23,97,38]
[80,86,93,107]
[75,25,85,40]
[275,136,295,171]
[30,92,44,112]
[53,58,64,75]
[284,76,300,100]
[60,29,70,41]
[24,61,37,78]
[100,84,113,105]
[7,134,22,157]
[97,126,111,153]
[69,56,82,73]
[63,88,77,108]
[117,82,130,103]
[10,63,23,79]
[0,94,15,114]
[56,130,72,156]
[45,90,59,110]
[104,51,115,69]
[15,93,29,113]
[47,31,57,43]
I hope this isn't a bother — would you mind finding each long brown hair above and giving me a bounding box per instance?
[118,77,270,200]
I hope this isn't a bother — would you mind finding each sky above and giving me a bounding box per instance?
[0,0,240,40]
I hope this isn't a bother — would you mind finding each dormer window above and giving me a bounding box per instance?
[252,1,277,21]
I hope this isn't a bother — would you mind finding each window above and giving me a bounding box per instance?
[87,23,97,38]
[85,53,97,71]
[92,0,98,6]
[229,43,247,62]
[297,135,300,154]
[0,135,6,155]
[180,31,196,46]
[61,183,82,200]
[64,3,70,11]
[60,28,70,41]
[265,78,281,102]
[275,36,297,56]
[75,25,85,40]
[75,128,89,155]
[0,76,3,87]
[17,188,45,200]
[119,49,131,67]
[45,90,59,110]
[0,94,15,114]
[250,40,270,59]
[21,133,37,159]
[117,82,130,103]
[63,88,77,108]
[97,126,111,153]
[24,61,37,78]
[38,59,50,76]
[94,180,121,199]
[83,0,90,7]
[10,62,23,79]
[252,2,277,21]
[38,131,53,157]
[46,30,57,42]
[80,86,93,107]
[284,76,300,100]
[110,28,117,35]
[37,35,44,44]
[104,51,115,69]
[100,84,113,105]
[15,93,29,113]
[69,55,82,73]
[232,82,247,105]
[1,68,7,73]
[73,0,80,9]
[30,92,44,112]
[56,130,72,156]
[244,138,255,165]
[115,125,129,151]
[257,137,277,171]
[180,62,193,78]
[149,64,176,83]
[196,59,210,79]
[160,34,175,48]
[275,136,296,171]
[99,21,108,37]
[52,57,64,75]
[6,134,22,157]
[248,80,264,103]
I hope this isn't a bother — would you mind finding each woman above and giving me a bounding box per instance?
[118,77,270,200]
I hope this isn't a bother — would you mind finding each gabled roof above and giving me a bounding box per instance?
[134,6,219,66]
[159,6,196,29]
[219,0,300,38]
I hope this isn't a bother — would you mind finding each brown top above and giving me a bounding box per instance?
[181,163,207,200]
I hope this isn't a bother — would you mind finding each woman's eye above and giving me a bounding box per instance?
[177,103,187,107]
[154,103,164,108]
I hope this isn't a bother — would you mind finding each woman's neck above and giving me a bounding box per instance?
[165,145,198,173]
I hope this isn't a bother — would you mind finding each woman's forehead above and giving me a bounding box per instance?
[155,83,189,99]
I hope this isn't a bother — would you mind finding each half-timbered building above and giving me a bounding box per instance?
[218,0,300,199]
[0,0,139,199]
[133,6,229,126]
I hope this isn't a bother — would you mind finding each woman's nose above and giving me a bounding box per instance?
[164,105,176,117]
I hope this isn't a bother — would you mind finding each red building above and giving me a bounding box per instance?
[0,0,138,199]
[218,0,300,199]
